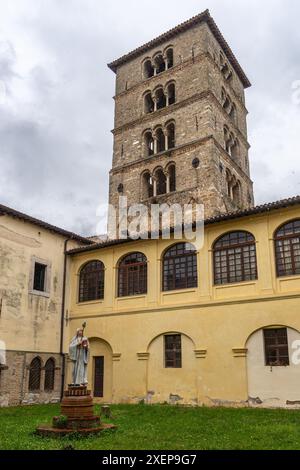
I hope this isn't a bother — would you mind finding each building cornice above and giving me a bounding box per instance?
[110,134,252,184]
[113,51,248,112]
[112,89,249,146]
[68,292,300,320]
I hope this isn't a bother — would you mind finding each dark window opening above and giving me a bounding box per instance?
[167,83,176,105]
[166,48,174,69]
[142,172,153,199]
[79,260,105,302]
[144,132,154,156]
[275,220,300,277]
[44,358,55,391]
[144,92,154,113]
[155,88,166,110]
[163,243,198,291]
[154,54,165,74]
[264,328,289,366]
[118,252,147,297]
[166,123,175,149]
[155,169,166,195]
[168,165,176,192]
[33,263,47,292]
[28,357,41,391]
[165,334,181,368]
[94,356,104,397]
[213,231,257,285]
[144,60,154,79]
[156,128,165,153]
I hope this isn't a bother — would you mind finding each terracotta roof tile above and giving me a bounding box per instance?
[66,195,300,255]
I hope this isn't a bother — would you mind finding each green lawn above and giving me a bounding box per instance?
[0,403,300,450]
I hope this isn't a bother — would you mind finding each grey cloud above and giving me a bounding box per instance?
[0,0,299,235]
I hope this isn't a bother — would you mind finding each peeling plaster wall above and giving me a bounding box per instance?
[246,328,300,408]
[0,215,81,406]
[147,334,197,405]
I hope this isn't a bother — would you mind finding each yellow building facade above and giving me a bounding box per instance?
[66,199,300,408]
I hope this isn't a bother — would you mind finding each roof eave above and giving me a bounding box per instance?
[66,195,300,255]
[107,10,251,89]
[0,204,93,245]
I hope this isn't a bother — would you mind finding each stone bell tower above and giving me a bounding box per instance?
[107,9,254,221]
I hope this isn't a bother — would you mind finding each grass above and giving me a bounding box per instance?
[0,403,300,450]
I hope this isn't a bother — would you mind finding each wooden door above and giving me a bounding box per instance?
[94,356,104,397]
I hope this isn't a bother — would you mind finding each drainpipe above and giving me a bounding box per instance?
[60,237,71,400]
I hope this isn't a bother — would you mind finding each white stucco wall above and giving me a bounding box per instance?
[246,327,300,407]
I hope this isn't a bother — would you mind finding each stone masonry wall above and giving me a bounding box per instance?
[108,18,253,222]
[0,351,62,407]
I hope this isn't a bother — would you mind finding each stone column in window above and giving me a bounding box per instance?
[153,135,158,154]
[166,172,170,193]
[153,177,157,197]
[164,129,169,150]
[153,95,158,112]
[165,89,169,107]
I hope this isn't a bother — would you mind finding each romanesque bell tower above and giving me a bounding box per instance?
[107,9,254,220]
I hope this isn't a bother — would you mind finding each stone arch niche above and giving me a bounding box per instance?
[246,326,300,408]
[88,337,113,403]
[146,332,197,405]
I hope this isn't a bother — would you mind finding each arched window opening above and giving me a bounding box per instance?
[154,54,165,75]
[166,48,174,69]
[220,52,232,80]
[28,357,41,391]
[141,172,153,199]
[213,231,257,285]
[221,87,227,105]
[223,95,231,112]
[224,126,230,153]
[156,128,165,153]
[164,334,181,368]
[144,59,154,79]
[168,165,176,192]
[118,252,147,297]
[163,242,198,291]
[220,51,225,67]
[44,358,55,391]
[79,260,105,302]
[166,123,175,149]
[155,88,166,110]
[226,170,232,197]
[229,103,237,122]
[274,220,300,277]
[144,92,154,114]
[155,169,166,195]
[231,140,239,161]
[144,131,154,157]
[232,180,241,205]
[167,83,176,106]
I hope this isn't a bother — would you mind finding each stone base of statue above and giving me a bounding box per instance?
[36,385,116,437]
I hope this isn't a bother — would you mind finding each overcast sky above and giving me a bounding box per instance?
[0,0,299,235]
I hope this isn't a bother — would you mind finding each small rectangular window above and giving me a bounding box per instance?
[264,328,289,366]
[33,263,47,292]
[164,334,182,368]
